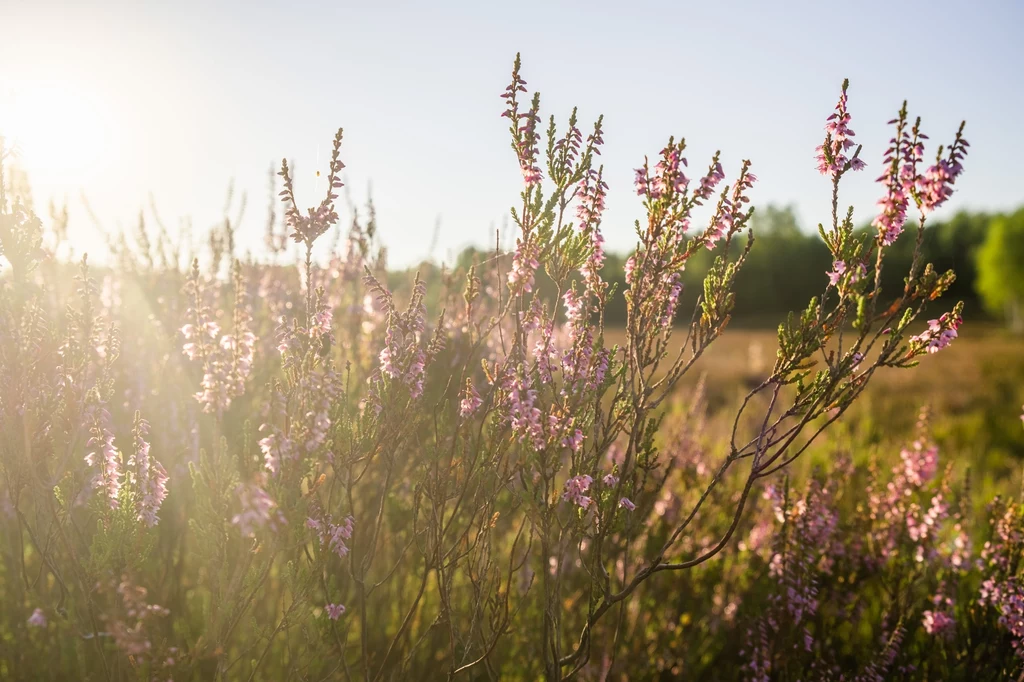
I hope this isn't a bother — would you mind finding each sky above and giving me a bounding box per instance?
[1,0,1022,267]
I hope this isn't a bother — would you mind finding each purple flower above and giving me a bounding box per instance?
[231,475,286,537]
[562,474,594,509]
[507,239,540,294]
[922,609,955,637]
[910,312,962,355]
[459,378,483,418]
[619,497,636,511]
[325,603,346,620]
[84,406,122,510]
[27,608,46,628]
[814,81,864,178]
[128,415,168,528]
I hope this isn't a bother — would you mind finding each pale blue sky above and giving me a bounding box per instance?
[2,0,1022,266]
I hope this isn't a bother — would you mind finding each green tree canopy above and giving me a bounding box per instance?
[976,207,1024,332]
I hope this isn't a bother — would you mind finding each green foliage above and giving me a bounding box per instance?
[976,207,1024,331]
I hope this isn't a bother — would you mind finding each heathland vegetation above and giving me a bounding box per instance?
[1,56,1023,681]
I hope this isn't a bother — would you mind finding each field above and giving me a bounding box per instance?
[4,43,1024,682]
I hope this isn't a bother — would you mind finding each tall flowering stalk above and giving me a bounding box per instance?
[181,260,257,415]
[84,403,122,510]
[127,412,168,527]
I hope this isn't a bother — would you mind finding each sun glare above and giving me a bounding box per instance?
[0,82,114,187]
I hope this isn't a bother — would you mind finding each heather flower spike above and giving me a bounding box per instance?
[815,79,865,178]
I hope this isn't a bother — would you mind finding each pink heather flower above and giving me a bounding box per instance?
[27,608,46,627]
[873,141,911,245]
[128,416,169,528]
[922,609,955,637]
[705,165,756,249]
[259,429,294,475]
[231,476,286,537]
[180,321,219,361]
[602,473,618,488]
[659,273,682,326]
[901,438,939,487]
[502,368,545,450]
[579,224,606,294]
[325,603,346,620]
[695,159,725,201]
[706,213,731,247]
[562,288,585,339]
[827,260,847,286]
[85,407,122,510]
[507,239,540,293]
[562,428,583,453]
[619,497,636,511]
[918,127,968,214]
[623,255,636,285]
[534,322,556,384]
[562,474,594,509]
[910,312,962,354]
[326,516,355,558]
[826,260,864,287]
[500,62,542,187]
[182,267,257,414]
[634,166,655,199]
[576,167,608,229]
[310,306,333,339]
[374,279,432,399]
[308,509,355,559]
[459,378,483,418]
[814,80,865,178]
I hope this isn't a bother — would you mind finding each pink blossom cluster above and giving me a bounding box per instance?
[695,158,726,202]
[979,505,1024,656]
[909,312,962,355]
[127,415,168,527]
[84,405,122,510]
[325,603,346,620]
[562,474,594,509]
[231,475,286,537]
[181,272,257,414]
[307,511,355,559]
[27,608,46,628]
[501,366,545,450]
[872,112,969,245]
[298,368,342,454]
[459,378,482,419]
[918,128,969,214]
[500,61,542,187]
[922,593,956,637]
[376,280,432,399]
[745,481,840,679]
[706,165,757,248]
[278,129,344,246]
[561,324,609,396]
[865,421,954,568]
[634,140,690,201]
[576,167,608,232]
[814,81,866,178]
[507,239,540,294]
[105,577,170,658]
[826,259,866,287]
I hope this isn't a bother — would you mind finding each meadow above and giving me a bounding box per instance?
[2,55,1024,682]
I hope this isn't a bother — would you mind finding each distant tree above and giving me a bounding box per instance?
[976,208,1024,332]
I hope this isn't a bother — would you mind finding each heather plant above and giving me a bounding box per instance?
[2,56,1012,682]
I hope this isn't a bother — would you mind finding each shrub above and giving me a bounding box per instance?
[0,55,991,681]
